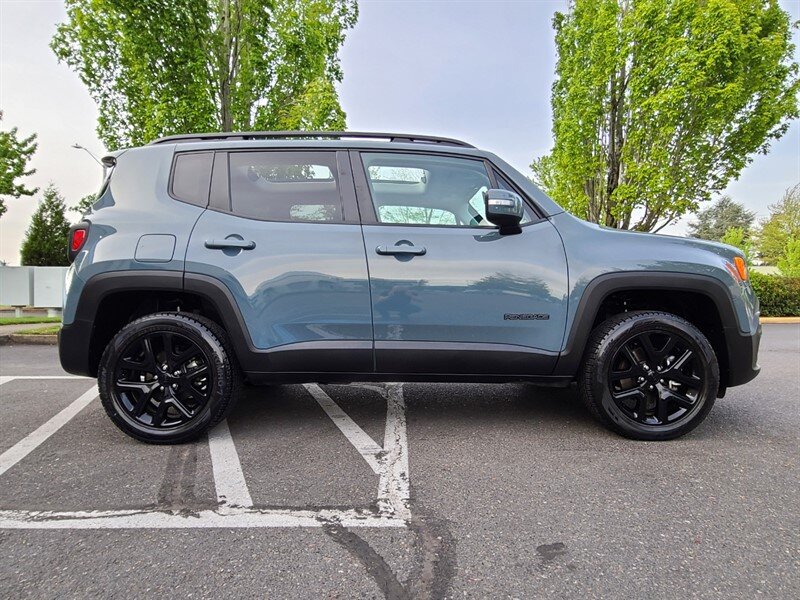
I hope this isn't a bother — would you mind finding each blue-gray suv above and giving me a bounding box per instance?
[60,131,761,443]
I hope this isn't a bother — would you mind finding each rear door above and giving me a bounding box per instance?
[185,149,373,373]
[353,150,568,376]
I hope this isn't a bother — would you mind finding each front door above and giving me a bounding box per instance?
[185,149,373,373]
[354,151,568,376]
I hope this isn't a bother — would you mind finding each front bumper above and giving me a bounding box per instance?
[725,324,761,388]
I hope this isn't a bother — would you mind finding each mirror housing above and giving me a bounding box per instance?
[484,189,524,235]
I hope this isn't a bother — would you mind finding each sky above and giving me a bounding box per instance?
[0,0,798,265]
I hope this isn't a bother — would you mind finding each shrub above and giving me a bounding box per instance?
[749,272,800,317]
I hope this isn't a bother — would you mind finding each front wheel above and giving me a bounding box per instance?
[98,312,241,444]
[579,311,719,441]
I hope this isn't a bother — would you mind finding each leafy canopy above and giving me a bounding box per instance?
[757,183,800,267]
[52,0,358,149]
[532,0,799,232]
[688,196,755,242]
[20,185,71,267]
[0,111,38,218]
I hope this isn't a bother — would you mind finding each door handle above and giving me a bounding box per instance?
[376,245,426,256]
[205,239,256,250]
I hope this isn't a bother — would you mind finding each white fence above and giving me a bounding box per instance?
[0,266,68,315]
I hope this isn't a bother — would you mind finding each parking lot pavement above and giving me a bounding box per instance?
[0,324,798,599]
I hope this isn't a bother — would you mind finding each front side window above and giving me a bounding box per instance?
[362,153,531,227]
[229,151,341,222]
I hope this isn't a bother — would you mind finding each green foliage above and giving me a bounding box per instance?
[721,226,753,264]
[749,272,800,317]
[20,185,71,267]
[51,0,358,149]
[688,196,755,242]
[71,193,97,215]
[532,0,800,232]
[777,238,800,277]
[0,111,38,218]
[756,183,800,265]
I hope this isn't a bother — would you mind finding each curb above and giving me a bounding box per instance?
[0,334,58,345]
[760,317,800,324]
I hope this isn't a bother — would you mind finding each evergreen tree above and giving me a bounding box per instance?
[20,185,71,266]
[688,196,756,242]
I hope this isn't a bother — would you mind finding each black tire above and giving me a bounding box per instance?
[579,311,719,441]
[98,312,241,444]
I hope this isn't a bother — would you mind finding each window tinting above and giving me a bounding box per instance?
[362,153,531,227]
[171,152,213,207]
[229,152,341,222]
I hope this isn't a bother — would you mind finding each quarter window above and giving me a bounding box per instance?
[171,152,213,207]
[229,151,341,222]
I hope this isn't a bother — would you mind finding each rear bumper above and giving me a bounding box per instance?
[58,319,95,377]
[725,324,761,387]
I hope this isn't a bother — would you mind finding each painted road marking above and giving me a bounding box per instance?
[0,376,90,386]
[0,384,98,477]
[304,383,384,474]
[207,419,253,509]
[0,380,411,528]
[0,507,405,529]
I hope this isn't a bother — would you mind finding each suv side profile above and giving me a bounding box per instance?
[60,131,761,443]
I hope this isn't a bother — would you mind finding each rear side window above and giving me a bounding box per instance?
[229,151,341,222]
[171,152,213,207]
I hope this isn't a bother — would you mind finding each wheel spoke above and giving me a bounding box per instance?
[656,395,670,423]
[669,349,693,371]
[662,389,695,410]
[168,397,194,419]
[141,336,158,371]
[151,399,170,426]
[665,370,701,387]
[639,334,661,366]
[185,364,208,378]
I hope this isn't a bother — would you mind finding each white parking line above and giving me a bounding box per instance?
[207,419,253,509]
[377,384,411,519]
[0,380,412,528]
[0,507,406,529]
[304,383,384,474]
[0,385,98,477]
[0,376,90,386]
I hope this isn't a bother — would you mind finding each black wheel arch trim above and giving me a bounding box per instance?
[553,271,760,388]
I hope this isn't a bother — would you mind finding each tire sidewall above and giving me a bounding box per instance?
[99,314,230,443]
[589,314,719,440]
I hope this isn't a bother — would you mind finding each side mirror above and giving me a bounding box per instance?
[484,189,524,235]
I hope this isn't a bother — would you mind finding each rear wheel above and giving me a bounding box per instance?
[98,312,241,444]
[579,311,719,440]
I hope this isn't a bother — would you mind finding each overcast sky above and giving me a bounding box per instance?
[1,0,798,265]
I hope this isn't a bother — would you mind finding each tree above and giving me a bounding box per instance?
[0,111,38,218]
[532,0,799,232]
[51,0,358,149]
[688,196,755,242]
[777,238,800,276]
[757,183,800,266]
[20,185,71,267]
[720,226,753,264]
[70,194,97,215]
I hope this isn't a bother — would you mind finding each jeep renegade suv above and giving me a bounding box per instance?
[60,131,761,443]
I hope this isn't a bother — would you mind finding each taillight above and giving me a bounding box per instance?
[70,228,86,252]
[68,223,89,263]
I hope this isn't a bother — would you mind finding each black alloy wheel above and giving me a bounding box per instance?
[579,311,719,440]
[99,312,240,444]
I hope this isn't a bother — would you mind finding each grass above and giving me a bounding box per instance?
[0,316,62,326]
[16,325,61,336]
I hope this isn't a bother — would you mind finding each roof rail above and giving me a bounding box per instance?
[149,130,475,148]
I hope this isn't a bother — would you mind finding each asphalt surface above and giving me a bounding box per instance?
[0,324,798,599]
